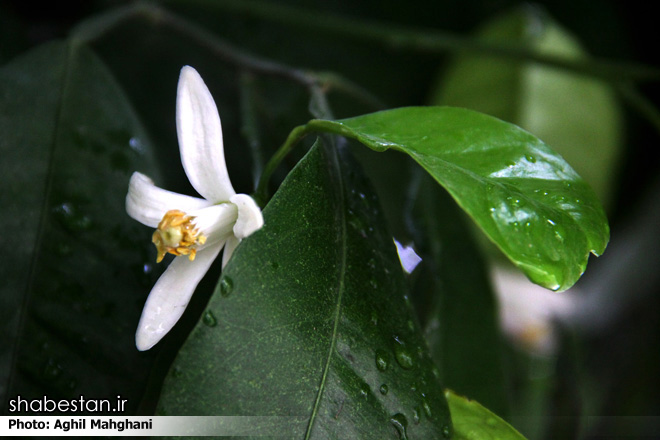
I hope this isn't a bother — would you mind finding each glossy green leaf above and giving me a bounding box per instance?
[0,41,160,414]
[432,7,622,206]
[409,171,509,417]
[446,390,527,440]
[307,107,609,291]
[158,141,452,438]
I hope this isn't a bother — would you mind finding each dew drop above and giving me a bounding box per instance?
[413,406,421,424]
[219,276,233,297]
[369,278,378,289]
[393,336,415,370]
[390,413,409,440]
[375,349,389,372]
[359,383,370,397]
[422,397,433,418]
[202,310,218,327]
[379,384,389,395]
[53,202,93,232]
[43,359,62,379]
[525,154,537,163]
[371,311,379,326]
[442,425,451,438]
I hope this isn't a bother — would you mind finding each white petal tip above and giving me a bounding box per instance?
[394,239,422,274]
[135,327,162,351]
[179,65,201,84]
[230,194,264,239]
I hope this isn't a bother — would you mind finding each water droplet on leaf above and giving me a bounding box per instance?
[359,383,370,397]
[422,397,432,418]
[393,337,414,370]
[390,413,409,440]
[379,384,389,395]
[413,406,421,424]
[53,202,93,232]
[442,425,451,438]
[219,276,233,297]
[43,359,62,379]
[203,310,217,327]
[375,350,389,372]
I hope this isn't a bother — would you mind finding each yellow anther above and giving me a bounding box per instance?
[152,209,206,263]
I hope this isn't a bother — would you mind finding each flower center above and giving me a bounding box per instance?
[152,209,207,263]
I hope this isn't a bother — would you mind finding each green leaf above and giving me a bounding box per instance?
[306,106,609,291]
[446,390,527,440]
[431,7,622,206]
[158,141,452,438]
[410,171,509,417]
[0,41,160,413]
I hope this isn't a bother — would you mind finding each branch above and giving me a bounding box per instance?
[71,2,384,110]
[181,0,660,83]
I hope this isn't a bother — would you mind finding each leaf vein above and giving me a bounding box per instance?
[304,147,347,439]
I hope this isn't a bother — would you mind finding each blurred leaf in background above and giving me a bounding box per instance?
[432,6,623,208]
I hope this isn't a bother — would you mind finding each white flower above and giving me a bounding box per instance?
[126,66,264,351]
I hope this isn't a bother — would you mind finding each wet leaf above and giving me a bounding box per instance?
[307,106,609,291]
[0,41,160,414]
[432,6,622,206]
[157,141,452,438]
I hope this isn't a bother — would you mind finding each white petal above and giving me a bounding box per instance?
[222,235,240,268]
[394,238,422,274]
[177,66,236,202]
[135,241,225,351]
[126,172,212,228]
[190,203,237,247]
[230,194,264,239]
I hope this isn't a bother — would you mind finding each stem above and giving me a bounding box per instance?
[71,2,383,110]
[180,0,660,83]
[254,124,314,205]
[238,71,265,190]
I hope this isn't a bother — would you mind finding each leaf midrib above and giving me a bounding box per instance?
[303,145,348,440]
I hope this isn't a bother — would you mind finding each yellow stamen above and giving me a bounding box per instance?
[152,209,206,263]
